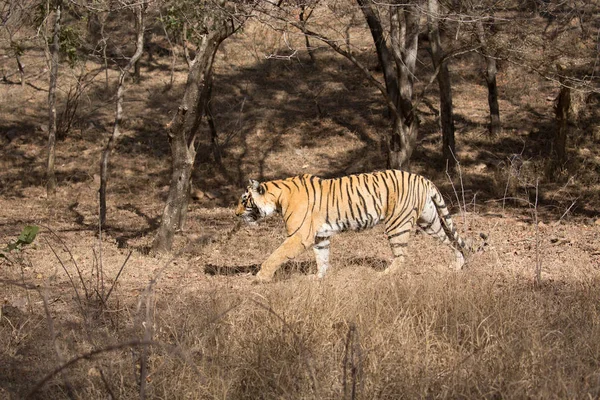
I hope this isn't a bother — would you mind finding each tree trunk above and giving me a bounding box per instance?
[389,4,421,169]
[553,76,570,171]
[428,0,456,168]
[99,2,145,227]
[132,11,142,84]
[204,76,221,164]
[153,27,231,253]
[388,116,418,169]
[16,54,24,87]
[356,0,399,110]
[393,4,420,119]
[476,18,501,135]
[46,2,61,196]
[299,4,316,64]
[357,0,423,169]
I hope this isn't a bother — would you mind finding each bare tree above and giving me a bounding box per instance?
[99,0,146,227]
[475,16,501,135]
[278,0,422,168]
[551,64,571,172]
[427,0,456,168]
[1,0,31,86]
[359,0,422,168]
[46,0,62,196]
[153,1,245,252]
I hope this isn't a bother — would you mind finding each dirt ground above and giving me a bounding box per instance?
[1,19,600,399]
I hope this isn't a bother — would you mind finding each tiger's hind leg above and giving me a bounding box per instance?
[384,221,414,274]
[418,198,465,270]
[313,236,331,279]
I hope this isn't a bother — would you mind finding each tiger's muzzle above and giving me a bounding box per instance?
[236,192,260,224]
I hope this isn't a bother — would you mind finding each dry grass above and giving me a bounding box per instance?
[3,248,600,399]
[2,208,600,399]
[1,10,600,400]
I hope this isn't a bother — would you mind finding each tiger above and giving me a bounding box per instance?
[235,169,472,282]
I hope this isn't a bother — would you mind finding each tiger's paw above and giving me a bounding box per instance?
[253,270,273,284]
[307,273,325,281]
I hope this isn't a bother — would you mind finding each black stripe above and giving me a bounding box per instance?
[420,220,434,231]
[287,178,311,237]
[345,178,356,221]
[325,180,332,225]
[383,172,396,223]
[390,242,408,248]
[309,175,318,214]
[351,176,366,224]
[316,178,324,211]
[387,229,411,239]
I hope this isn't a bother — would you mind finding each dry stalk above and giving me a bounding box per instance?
[26,339,157,399]
[41,224,89,300]
[342,322,362,400]
[42,236,86,317]
[533,178,542,287]
[104,249,131,303]
[249,298,320,398]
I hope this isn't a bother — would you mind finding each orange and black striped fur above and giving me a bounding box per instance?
[235,170,469,282]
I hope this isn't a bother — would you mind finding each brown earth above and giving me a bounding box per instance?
[1,19,600,399]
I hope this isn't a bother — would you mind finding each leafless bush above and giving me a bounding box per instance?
[56,68,101,140]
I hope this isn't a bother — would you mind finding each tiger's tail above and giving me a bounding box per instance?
[429,185,468,253]
[430,185,488,255]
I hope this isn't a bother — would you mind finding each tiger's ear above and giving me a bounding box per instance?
[249,179,265,195]
[249,179,260,191]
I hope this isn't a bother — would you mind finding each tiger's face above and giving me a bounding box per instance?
[235,179,275,224]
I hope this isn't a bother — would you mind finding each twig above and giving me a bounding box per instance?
[42,236,86,316]
[104,249,132,303]
[40,224,90,300]
[26,340,157,399]
[556,198,578,224]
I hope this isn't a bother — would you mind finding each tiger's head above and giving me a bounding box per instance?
[235,179,277,224]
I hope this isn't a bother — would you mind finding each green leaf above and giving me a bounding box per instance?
[17,225,39,245]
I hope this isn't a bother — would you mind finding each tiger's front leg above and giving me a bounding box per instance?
[255,234,307,282]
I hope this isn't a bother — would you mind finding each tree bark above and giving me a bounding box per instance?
[476,18,501,135]
[428,0,456,168]
[356,0,399,110]
[153,22,233,253]
[389,3,421,169]
[46,1,61,196]
[16,53,24,87]
[132,10,142,84]
[204,76,221,164]
[553,75,570,171]
[388,116,418,169]
[99,2,145,227]
[357,0,423,169]
[299,4,316,64]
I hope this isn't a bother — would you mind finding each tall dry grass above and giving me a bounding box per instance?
[118,271,599,399]
[3,247,600,399]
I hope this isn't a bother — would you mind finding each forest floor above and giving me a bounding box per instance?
[1,20,600,399]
